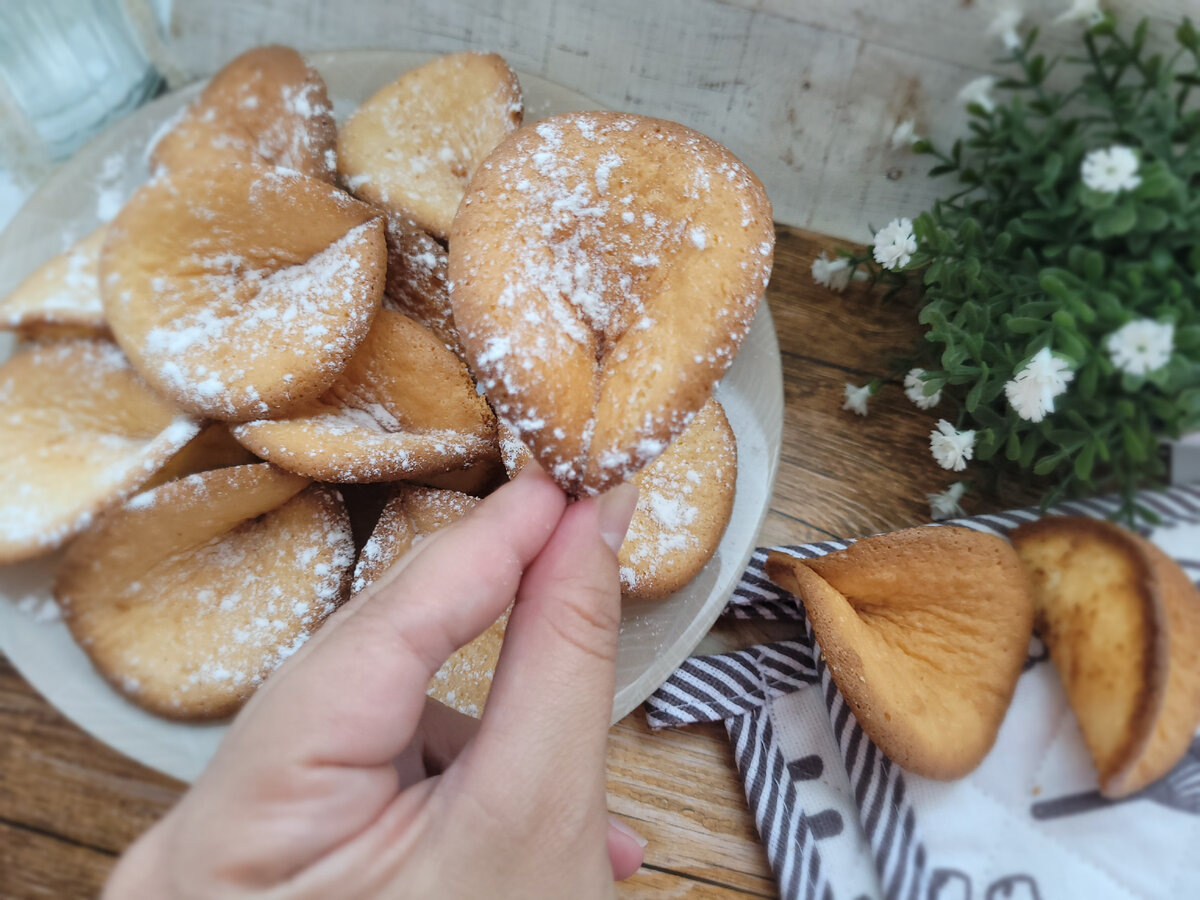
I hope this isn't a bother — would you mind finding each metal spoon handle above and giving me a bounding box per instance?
[1031,790,1119,820]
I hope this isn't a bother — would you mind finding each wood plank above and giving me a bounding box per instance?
[0,657,182,856]
[621,865,773,898]
[0,820,115,900]
[608,716,776,898]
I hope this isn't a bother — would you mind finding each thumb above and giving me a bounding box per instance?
[465,481,638,802]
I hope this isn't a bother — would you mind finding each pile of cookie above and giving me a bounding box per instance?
[0,47,774,720]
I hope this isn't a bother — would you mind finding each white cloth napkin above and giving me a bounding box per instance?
[646,484,1200,900]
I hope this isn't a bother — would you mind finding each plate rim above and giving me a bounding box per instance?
[0,47,784,779]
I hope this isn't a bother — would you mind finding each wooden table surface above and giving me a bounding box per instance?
[0,225,1033,898]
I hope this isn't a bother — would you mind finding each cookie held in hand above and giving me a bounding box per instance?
[765,527,1034,780]
[450,111,772,496]
[1012,516,1200,797]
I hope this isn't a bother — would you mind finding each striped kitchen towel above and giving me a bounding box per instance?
[646,484,1200,900]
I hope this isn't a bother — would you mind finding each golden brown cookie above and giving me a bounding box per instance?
[101,163,386,421]
[338,52,523,239]
[352,485,505,716]
[0,340,200,564]
[1011,516,1200,797]
[413,457,507,496]
[142,423,261,490]
[381,210,462,357]
[0,227,109,339]
[449,111,773,496]
[502,399,737,599]
[765,527,1034,779]
[149,45,337,182]
[56,464,353,720]
[231,309,497,482]
[619,398,736,600]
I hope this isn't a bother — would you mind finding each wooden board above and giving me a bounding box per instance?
[0,225,1040,897]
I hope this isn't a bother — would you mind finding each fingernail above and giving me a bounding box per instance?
[608,815,648,848]
[596,481,639,554]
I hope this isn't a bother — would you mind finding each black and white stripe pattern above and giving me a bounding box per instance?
[810,615,928,900]
[646,483,1200,900]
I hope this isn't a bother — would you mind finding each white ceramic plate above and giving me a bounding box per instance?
[0,50,783,783]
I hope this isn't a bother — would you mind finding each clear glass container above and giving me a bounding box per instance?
[0,0,160,167]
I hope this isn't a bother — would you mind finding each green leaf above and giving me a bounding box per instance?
[1034,450,1068,476]
[1137,206,1170,232]
[1092,203,1138,239]
[1005,316,1048,334]
[1019,432,1040,469]
[1074,441,1096,481]
[1122,424,1148,462]
[1178,18,1199,51]
[1039,272,1070,299]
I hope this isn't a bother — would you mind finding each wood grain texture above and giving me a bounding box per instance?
[156,0,1192,240]
[0,820,116,900]
[0,225,1037,898]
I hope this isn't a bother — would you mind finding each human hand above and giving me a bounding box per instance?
[105,465,644,899]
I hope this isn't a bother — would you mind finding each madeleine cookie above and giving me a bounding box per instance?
[232,309,497,482]
[381,210,462,357]
[450,112,773,496]
[501,400,737,600]
[619,399,736,600]
[0,340,200,564]
[338,52,523,239]
[0,227,108,339]
[56,464,353,719]
[765,528,1034,779]
[353,485,505,716]
[149,45,337,182]
[101,163,386,421]
[141,423,261,490]
[1012,517,1200,797]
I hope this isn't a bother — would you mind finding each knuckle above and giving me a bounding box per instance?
[542,578,620,662]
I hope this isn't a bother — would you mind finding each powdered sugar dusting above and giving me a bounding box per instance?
[339,51,523,237]
[617,399,736,599]
[60,478,353,716]
[0,227,106,328]
[105,171,383,420]
[0,341,201,560]
[450,111,771,494]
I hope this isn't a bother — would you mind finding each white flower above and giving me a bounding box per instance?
[1081,145,1141,193]
[928,481,968,521]
[811,253,853,292]
[986,3,1024,51]
[1003,347,1075,422]
[1054,0,1104,26]
[843,383,873,416]
[872,217,917,270]
[958,76,997,113]
[1106,319,1175,376]
[903,368,942,409]
[891,118,920,150]
[930,419,976,472]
